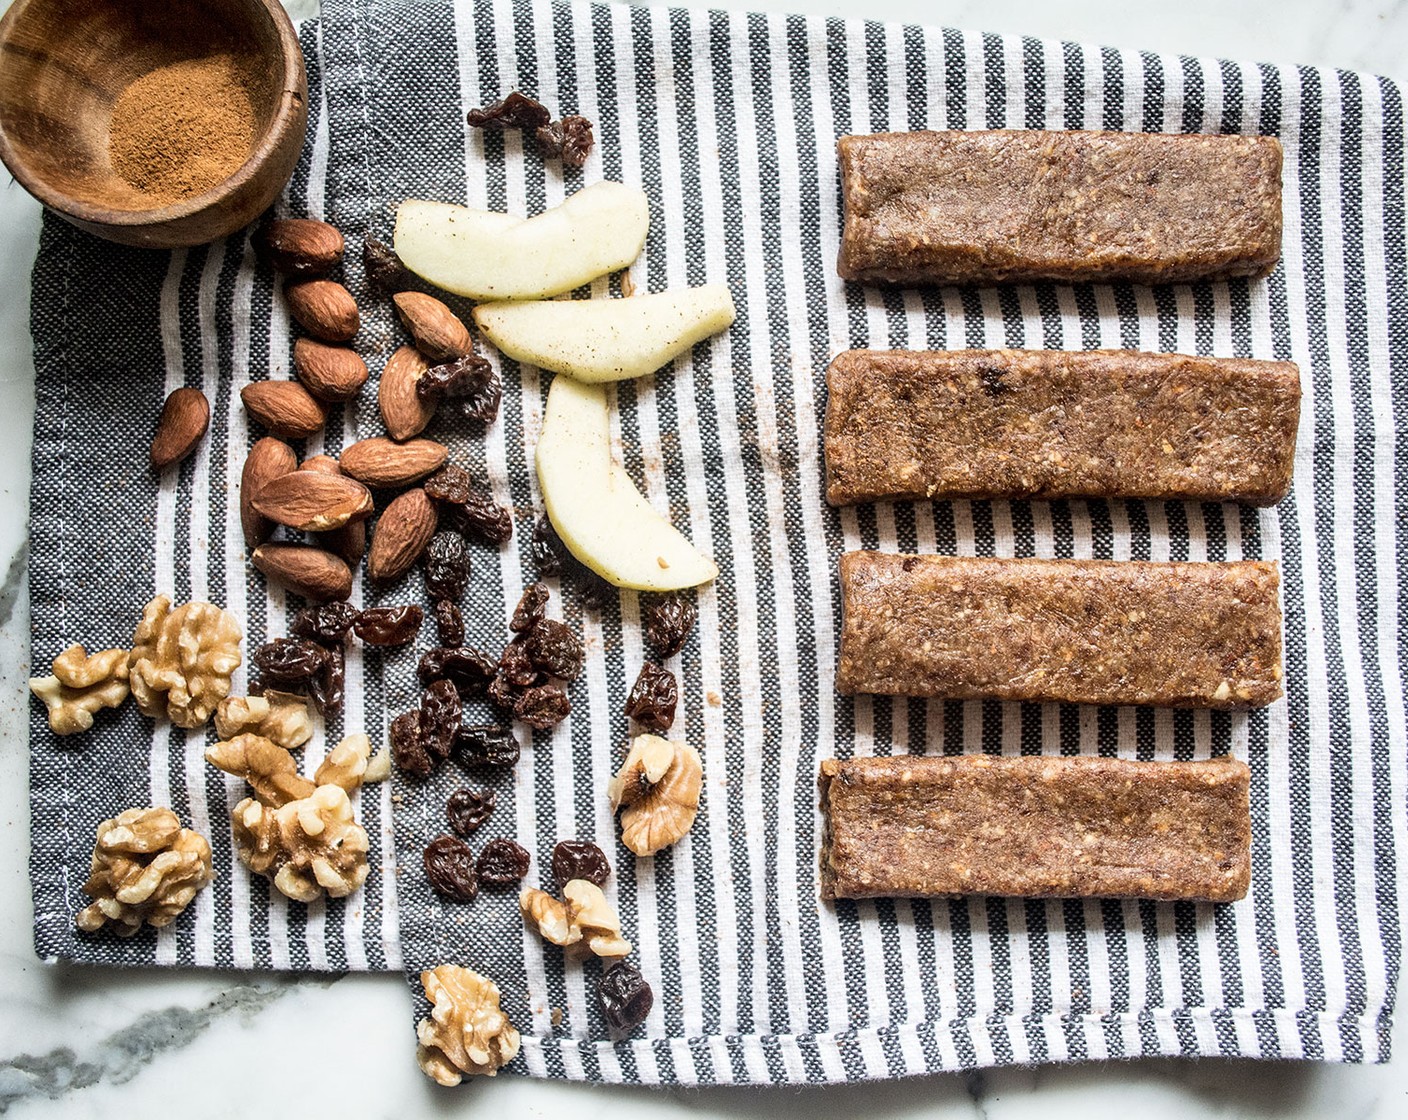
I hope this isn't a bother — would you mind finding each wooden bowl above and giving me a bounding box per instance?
[0,0,307,248]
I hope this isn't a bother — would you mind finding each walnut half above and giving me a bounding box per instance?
[520,879,632,959]
[607,734,703,856]
[129,595,243,729]
[29,644,130,735]
[214,691,313,750]
[76,807,214,937]
[415,964,521,1085]
[230,784,370,903]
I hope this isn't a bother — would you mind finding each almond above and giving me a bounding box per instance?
[285,279,360,342]
[339,437,448,488]
[293,339,368,402]
[393,291,473,362]
[241,381,327,440]
[300,454,341,474]
[378,346,435,440]
[367,488,437,584]
[240,437,297,547]
[253,471,374,532]
[251,543,353,602]
[316,520,367,567]
[150,387,210,470]
[253,219,345,278]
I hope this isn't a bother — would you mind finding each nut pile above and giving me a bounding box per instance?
[76,807,214,937]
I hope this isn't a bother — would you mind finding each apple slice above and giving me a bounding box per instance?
[536,376,718,591]
[394,181,650,301]
[473,284,736,382]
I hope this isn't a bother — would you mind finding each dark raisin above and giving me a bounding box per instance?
[253,638,328,688]
[535,115,594,168]
[423,530,470,601]
[291,601,357,646]
[423,835,478,902]
[530,514,565,576]
[499,637,541,687]
[363,236,415,293]
[510,582,549,633]
[466,90,551,131]
[454,362,501,425]
[455,723,521,769]
[486,672,518,713]
[524,619,584,681]
[597,961,653,1037]
[423,463,474,505]
[569,560,613,611]
[417,352,494,404]
[446,787,496,835]
[352,605,423,646]
[434,600,466,647]
[391,710,432,778]
[476,838,530,888]
[447,492,513,547]
[419,679,461,761]
[308,643,345,715]
[417,646,497,696]
[551,839,611,891]
[644,594,697,659]
[514,683,571,729]
[624,662,677,731]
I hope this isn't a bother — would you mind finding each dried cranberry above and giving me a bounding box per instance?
[644,594,697,659]
[424,835,478,902]
[423,530,470,601]
[624,662,677,731]
[551,839,611,891]
[455,724,520,769]
[535,115,594,168]
[434,600,465,647]
[423,463,473,505]
[308,643,345,715]
[476,838,530,888]
[352,604,423,646]
[253,638,328,688]
[291,601,357,646]
[530,514,565,577]
[447,492,513,547]
[499,637,541,687]
[391,710,431,778]
[466,91,551,131]
[597,961,653,1036]
[514,683,571,729]
[417,646,496,696]
[510,582,549,633]
[525,619,584,681]
[419,679,461,761]
[363,237,414,293]
[417,353,494,404]
[446,787,496,835]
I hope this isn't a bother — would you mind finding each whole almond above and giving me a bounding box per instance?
[367,488,437,584]
[241,381,327,439]
[293,339,368,402]
[254,219,345,278]
[253,471,374,532]
[240,437,297,547]
[150,387,210,470]
[316,520,367,567]
[378,346,435,440]
[286,279,360,342]
[393,291,472,362]
[339,437,448,488]
[251,543,353,602]
[300,454,341,474]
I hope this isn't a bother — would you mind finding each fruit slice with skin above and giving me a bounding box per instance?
[535,376,717,591]
[473,285,736,382]
[394,181,650,301]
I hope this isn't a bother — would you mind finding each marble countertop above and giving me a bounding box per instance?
[2,1,1405,1115]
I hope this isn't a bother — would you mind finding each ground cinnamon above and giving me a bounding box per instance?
[108,53,258,205]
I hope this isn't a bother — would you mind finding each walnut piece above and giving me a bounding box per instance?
[206,733,317,807]
[314,733,380,792]
[29,644,130,735]
[607,734,703,856]
[520,879,632,959]
[231,784,370,903]
[214,691,313,750]
[76,807,214,937]
[129,595,243,728]
[415,964,521,1085]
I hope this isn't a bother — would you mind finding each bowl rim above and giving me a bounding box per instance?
[0,0,306,228]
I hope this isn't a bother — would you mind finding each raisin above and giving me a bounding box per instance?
[419,679,462,761]
[476,838,530,888]
[466,90,551,131]
[417,646,496,696]
[309,643,345,715]
[525,619,584,681]
[253,638,328,688]
[363,236,415,293]
[291,601,357,646]
[624,662,677,731]
[391,710,432,778]
[424,835,479,902]
[530,514,565,577]
[454,362,501,425]
[535,115,594,168]
[644,594,697,659]
[570,560,613,611]
[597,960,653,1037]
[499,637,541,688]
[514,683,571,729]
[423,463,473,505]
[510,582,549,633]
[417,352,494,404]
[353,605,424,646]
[448,492,513,547]
[455,724,521,769]
[551,839,611,891]
[434,600,466,647]
[446,787,496,835]
[423,530,470,601]
[486,672,518,713]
